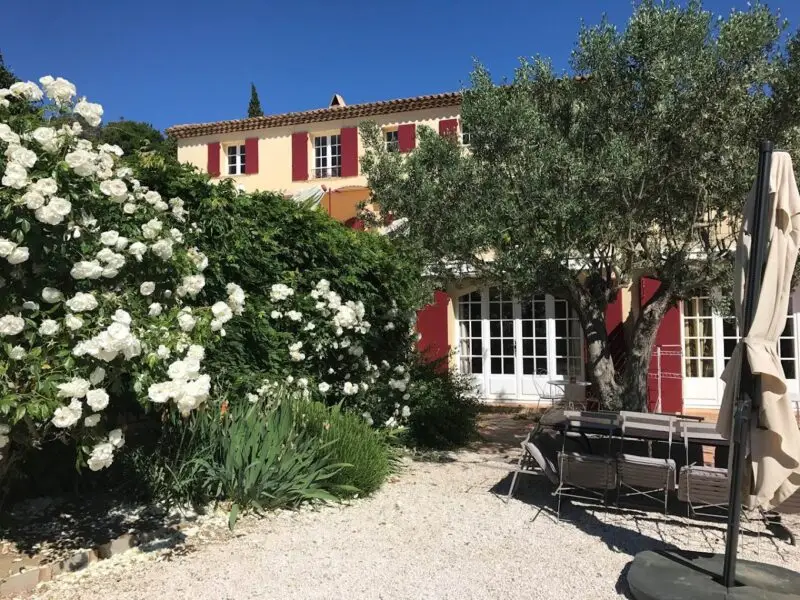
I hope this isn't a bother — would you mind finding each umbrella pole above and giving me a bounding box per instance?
[721,140,774,588]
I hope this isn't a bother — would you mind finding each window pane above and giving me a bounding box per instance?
[501,303,513,319]
[472,321,482,337]
[556,357,567,375]
[490,321,500,337]
[491,357,502,374]
[503,357,515,374]
[473,340,482,356]
[534,321,546,337]
[701,359,714,377]
[535,339,547,356]
[783,359,795,380]
[533,301,546,319]
[521,321,533,338]
[490,339,501,356]
[535,358,548,375]
[489,303,500,319]
[555,301,567,319]
[502,339,514,355]
[780,338,795,358]
[471,357,483,374]
[523,358,533,375]
[556,339,566,356]
[502,320,513,337]
[522,339,533,356]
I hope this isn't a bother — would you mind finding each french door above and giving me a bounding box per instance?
[681,292,800,408]
[457,287,584,401]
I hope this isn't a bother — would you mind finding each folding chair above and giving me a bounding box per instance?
[677,421,729,518]
[507,429,559,500]
[616,412,678,514]
[555,412,618,519]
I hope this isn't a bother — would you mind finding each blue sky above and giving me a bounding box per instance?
[2,0,799,131]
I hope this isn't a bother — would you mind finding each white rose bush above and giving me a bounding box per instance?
[0,78,245,472]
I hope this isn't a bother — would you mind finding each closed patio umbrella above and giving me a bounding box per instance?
[717,151,800,511]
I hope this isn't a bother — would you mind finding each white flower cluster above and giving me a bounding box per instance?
[0,77,247,471]
[147,345,211,415]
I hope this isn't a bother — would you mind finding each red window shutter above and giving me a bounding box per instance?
[340,127,358,177]
[398,124,416,152]
[291,132,308,181]
[207,142,220,177]
[439,118,459,138]
[244,137,259,174]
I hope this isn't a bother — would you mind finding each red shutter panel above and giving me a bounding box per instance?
[398,123,416,152]
[640,277,683,413]
[439,118,459,138]
[340,127,358,177]
[207,142,221,177]
[416,291,451,371]
[291,132,308,181]
[244,137,259,174]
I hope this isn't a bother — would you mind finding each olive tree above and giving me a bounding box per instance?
[362,1,800,410]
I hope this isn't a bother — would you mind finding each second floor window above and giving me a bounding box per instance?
[385,130,399,152]
[461,125,471,147]
[314,134,341,178]
[227,144,246,175]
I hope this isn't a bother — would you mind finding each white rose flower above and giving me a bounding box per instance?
[0,123,20,144]
[20,190,45,209]
[148,303,162,317]
[0,315,25,336]
[318,382,330,393]
[64,149,96,177]
[5,144,37,169]
[270,283,294,302]
[41,287,63,303]
[2,162,28,189]
[108,428,124,448]
[87,442,114,471]
[178,312,196,332]
[74,98,104,127]
[362,412,374,426]
[188,248,208,271]
[156,345,170,359]
[141,218,162,239]
[287,310,303,322]
[89,367,106,385]
[114,236,129,251]
[144,190,162,205]
[0,238,16,257]
[34,203,65,226]
[70,260,103,280]
[86,388,110,412]
[128,242,147,261]
[140,281,155,296]
[38,319,60,336]
[8,346,25,360]
[150,239,173,260]
[30,177,57,196]
[178,274,205,298]
[57,377,90,398]
[65,313,83,330]
[123,202,137,214]
[65,292,98,313]
[99,143,124,157]
[99,179,127,201]
[401,405,411,418]
[9,81,43,101]
[52,399,82,429]
[270,310,282,319]
[22,301,39,311]
[48,197,71,216]
[211,301,233,323]
[84,414,101,428]
[31,126,61,153]
[112,309,131,326]
[39,76,76,105]
[100,230,120,246]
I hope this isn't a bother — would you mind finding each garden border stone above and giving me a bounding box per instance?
[0,521,192,597]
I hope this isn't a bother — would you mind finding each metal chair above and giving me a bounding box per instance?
[555,412,618,519]
[616,412,678,514]
[677,421,729,518]
[507,429,559,500]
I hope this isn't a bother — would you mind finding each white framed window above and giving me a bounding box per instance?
[683,297,714,377]
[461,124,471,146]
[554,298,582,377]
[384,129,399,152]
[227,144,246,175]
[314,134,341,178]
[458,290,483,375]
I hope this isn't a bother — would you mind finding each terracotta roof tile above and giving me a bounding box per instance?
[167,91,462,140]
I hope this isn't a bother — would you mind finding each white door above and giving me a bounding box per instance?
[486,287,518,398]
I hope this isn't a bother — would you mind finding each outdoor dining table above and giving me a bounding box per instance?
[538,409,727,451]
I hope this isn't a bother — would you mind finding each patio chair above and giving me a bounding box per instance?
[677,421,729,518]
[616,413,678,514]
[555,412,618,519]
[507,429,559,500]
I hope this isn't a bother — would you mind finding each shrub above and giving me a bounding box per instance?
[0,77,246,475]
[300,401,392,497]
[400,357,480,449]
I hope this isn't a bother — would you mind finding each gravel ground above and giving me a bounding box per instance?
[24,451,800,600]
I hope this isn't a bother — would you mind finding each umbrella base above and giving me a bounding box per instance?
[628,550,800,599]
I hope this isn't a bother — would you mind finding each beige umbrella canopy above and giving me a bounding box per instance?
[718,151,800,510]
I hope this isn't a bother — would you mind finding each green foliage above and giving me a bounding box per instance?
[398,358,479,449]
[0,51,17,89]
[89,119,169,156]
[301,401,392,496]
[248,83,264,118]
[123,394,356,527]
[362,1,800,410]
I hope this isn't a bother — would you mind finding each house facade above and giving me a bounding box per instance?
[168,93,800,415]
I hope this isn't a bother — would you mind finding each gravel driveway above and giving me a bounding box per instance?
[27,450,800,600]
